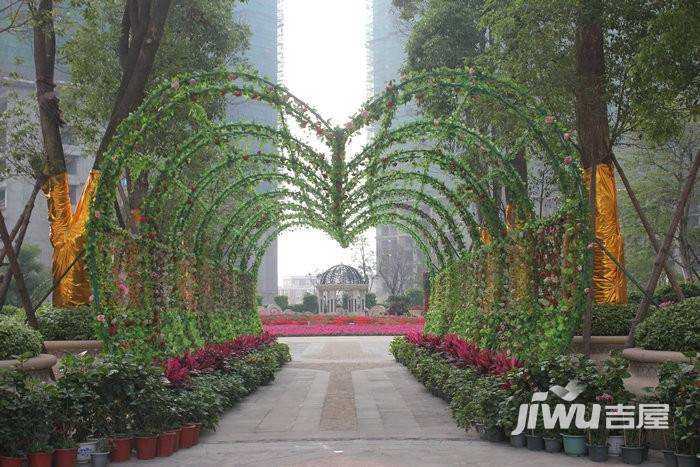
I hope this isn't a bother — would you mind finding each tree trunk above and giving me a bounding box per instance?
[574,0,611,170]
[611,154,685,300]
[0,211,38,330]
[92,0,173,171]
[677,202,693,281]
[0,203,36,308]
[627,149,700,347]
[32,0,66,175]
[0,176,44,265]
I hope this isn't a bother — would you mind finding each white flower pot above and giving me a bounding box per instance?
[607,435,624,456]
[77,440,98,463]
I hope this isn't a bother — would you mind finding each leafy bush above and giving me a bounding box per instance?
[273,295,289,309]
[0,305,24,320]
[0,317,43,359]
[654,281,700,303]
[392,336,635,440]
[36,305,97,340]
[387,295,409,315]
[365,292,377,308]
[289,304,305,313]
[636,298,700,351]
[654,361,700,455]
[405,288,423,306]
[302,293,318,313]
[577,303,636,336]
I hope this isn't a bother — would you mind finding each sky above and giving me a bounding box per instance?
[277,0,374,284]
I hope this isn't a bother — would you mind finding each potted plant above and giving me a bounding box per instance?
[525,428,545,451]
[90,439,110,467]
[134,432,159,461]
[24,383,55,467]
[587,401,608,463]
[543,427,562,453]
[27,442,53,467]
[156,431,177,458]
[561,426,587,457]
[53,438,80,467]
[666,360,699,467]
[77,439,99,464]
[0,452,26,467]
[608,429,625,457]
[156,390,181,457]
[622,426,645,465]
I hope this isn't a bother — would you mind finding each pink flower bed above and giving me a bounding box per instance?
[260,313,424,326]
[264,323,423,336]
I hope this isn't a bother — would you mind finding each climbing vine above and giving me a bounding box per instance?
[85,65,588,358]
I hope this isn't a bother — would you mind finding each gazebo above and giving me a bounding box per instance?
[316,264,369,314]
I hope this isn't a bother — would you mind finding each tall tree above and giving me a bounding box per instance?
[25,0,249,305]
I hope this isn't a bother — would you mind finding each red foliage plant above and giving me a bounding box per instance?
[405,332,522,376]
[163,332,276,388]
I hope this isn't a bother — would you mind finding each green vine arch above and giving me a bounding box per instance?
[86,66,589,358]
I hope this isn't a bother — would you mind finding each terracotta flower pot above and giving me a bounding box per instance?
[135,436,158,460]
[54,447,78,467]
[193,423,202,445]
[174,427,182,451]
[157,432,176,457]
[180,424,197,449]
[0,456,25,467]
[110,436,132,462]
[28,452,52,467]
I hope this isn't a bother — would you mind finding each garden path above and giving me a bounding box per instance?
[122,336,664,466]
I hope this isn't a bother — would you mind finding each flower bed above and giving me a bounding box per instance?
[391,333,699,462]
[260,313,424,325]
[0,333,290,463]
[265,323,423,336]
[261,313,424,336]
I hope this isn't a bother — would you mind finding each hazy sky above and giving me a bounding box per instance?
[278,0,373,284]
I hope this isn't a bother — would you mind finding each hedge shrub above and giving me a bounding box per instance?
[654,281,700,303]
[36,305,97,341]
[636,298,700,352]
[0,306,24,321]
[577,303,636,336]
[0,317,43,359]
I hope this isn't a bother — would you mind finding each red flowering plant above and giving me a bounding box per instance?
[163,332,276,387]
[406,332,522,376]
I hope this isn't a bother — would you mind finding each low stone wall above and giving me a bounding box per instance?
[0,354,58,381]
[44,340,102,378]
[570,335,627,356]
[44,340,102,358]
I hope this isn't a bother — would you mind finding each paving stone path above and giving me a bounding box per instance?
[124,336,664,466]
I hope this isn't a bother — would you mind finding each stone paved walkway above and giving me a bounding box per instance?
[123,336,664,466]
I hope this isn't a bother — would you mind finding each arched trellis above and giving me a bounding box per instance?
[85,66,589,358]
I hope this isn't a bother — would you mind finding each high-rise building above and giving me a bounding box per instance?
[231,0,280,304]
[0,2,280,303]
[367,0,426,300]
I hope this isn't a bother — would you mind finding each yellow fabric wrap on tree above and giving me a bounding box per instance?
[43,170,101,307]
[584,163,627,304]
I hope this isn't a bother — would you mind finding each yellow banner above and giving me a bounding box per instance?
[584,163,627,304]
[43,170,101,307]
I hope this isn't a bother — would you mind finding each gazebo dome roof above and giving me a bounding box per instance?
[318,264,367,285]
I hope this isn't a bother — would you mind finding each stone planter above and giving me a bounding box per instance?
[571,336,627,357]
[44,340,102,358]
[622,348,699,393]
[0,354,57,380]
